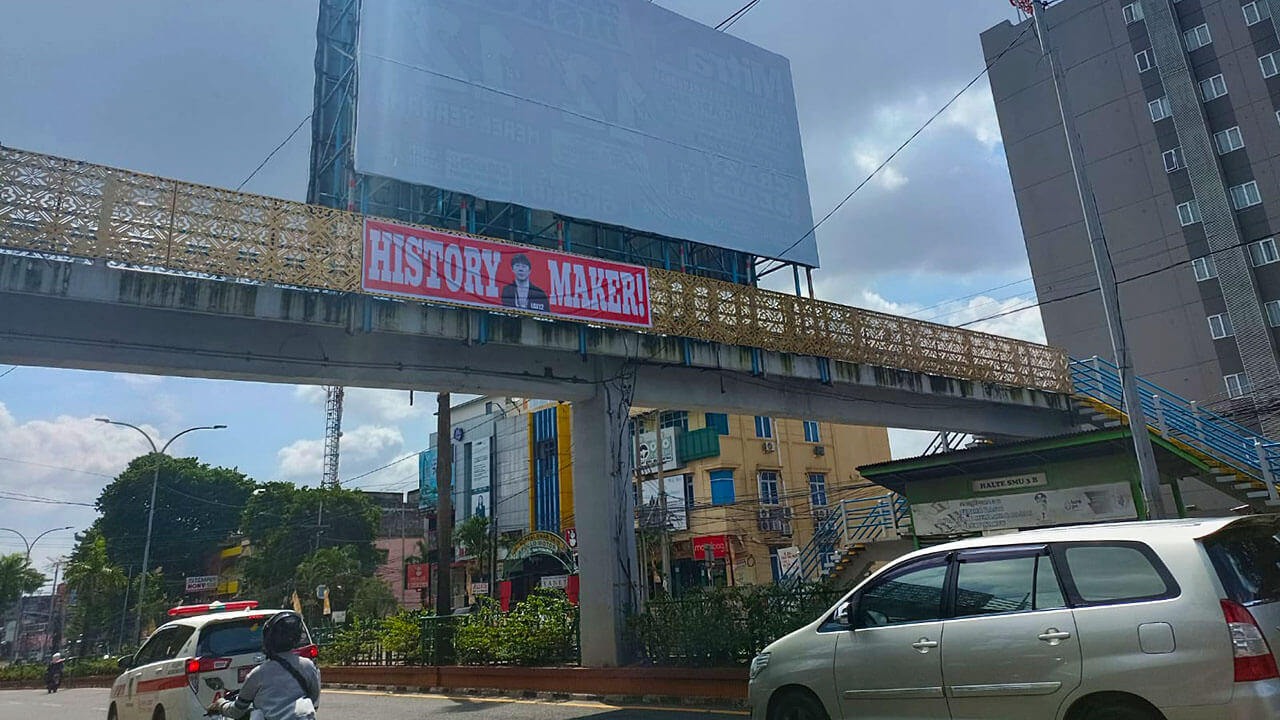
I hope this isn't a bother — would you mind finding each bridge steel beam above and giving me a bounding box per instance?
[0,256,1074,437]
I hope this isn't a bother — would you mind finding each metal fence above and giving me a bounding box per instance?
[0,147,1071,393]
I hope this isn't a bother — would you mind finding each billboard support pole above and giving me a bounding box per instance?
[806,268,815,299]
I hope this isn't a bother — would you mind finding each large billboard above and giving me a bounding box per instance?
[364,218,652,326]
[355,0,818,266]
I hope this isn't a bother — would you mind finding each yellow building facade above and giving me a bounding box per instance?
[632,410,892,591]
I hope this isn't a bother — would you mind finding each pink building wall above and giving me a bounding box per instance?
[374,538,424,610]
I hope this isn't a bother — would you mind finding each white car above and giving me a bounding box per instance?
[749,517,1280,720]
[108,601,316,720]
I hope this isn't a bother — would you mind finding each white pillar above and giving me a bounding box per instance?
[572,371,639,667]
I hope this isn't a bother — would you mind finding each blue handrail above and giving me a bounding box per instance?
[1070,356,1279,502]
[786,494,909,586]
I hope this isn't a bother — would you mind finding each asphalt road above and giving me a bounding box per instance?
[0,688,748,720]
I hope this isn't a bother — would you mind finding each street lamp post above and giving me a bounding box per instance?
[1,526,73,662]
[96,419,226,644]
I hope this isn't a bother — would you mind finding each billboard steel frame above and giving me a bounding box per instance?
[307,0,808,291]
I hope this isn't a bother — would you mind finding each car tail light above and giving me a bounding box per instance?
[186,657,233,675]
[292,644,319,660]
[1221,599,1280,682]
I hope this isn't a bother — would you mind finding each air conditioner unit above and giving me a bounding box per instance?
[782,506,794,520]
[813,507,831,521]
[762,440,777,452]
[779,522,793,537]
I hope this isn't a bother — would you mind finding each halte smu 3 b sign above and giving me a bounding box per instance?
[363,219,652,327]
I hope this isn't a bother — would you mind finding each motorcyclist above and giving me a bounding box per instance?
[45,652,64,694]
[206,612,320,719]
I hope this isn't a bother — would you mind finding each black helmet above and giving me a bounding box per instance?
[262,611,304,655]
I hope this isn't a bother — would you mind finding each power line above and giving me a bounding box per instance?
[757,21,1036,276]
[0,366,15,380]
[0,456,115,478]
[715,0,762,30]
[955,231,1276,329]
[236,112,313,192]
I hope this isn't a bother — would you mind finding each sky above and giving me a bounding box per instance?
[0,0,1048,573]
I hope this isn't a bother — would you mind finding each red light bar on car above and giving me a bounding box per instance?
[168,600,260,617]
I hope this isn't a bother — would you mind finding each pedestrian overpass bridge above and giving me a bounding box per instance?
[0,147,1076,666]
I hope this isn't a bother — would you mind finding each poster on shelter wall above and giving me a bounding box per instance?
[911,482,1137,536]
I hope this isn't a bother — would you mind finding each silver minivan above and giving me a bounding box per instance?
[749,517,1280,720]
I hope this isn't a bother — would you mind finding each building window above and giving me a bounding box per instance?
[802,420,821,443]
[659,410,688,432]
[1162,147,1183,172]
[1184,24,1212,51]
[1225,373,1251,399]
[1200,74,1228,101]
[710,470,735,505]
[808,473,828,508]
[1208,313,1234,339]
[758,470,781,505]
[1214,126,1245,155]
[1177,199,1202,226]
[1249,237,1279,266]
[1244,1,1270,25]
[684,475,695,511]
[1192,255,1218,281]
[1262,53,1280,79]
[1135,49,1153,73]
[754,415,773,439]
[1230,181,1263,210]
[1122,2,1144,24]
[1149,96,1172,122]
[704,412,729,436]
[1266,300,1280,327]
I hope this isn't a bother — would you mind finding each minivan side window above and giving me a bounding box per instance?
[953,554,1066,617]
[1059,543,1176,604]
[133,625,195,666]
[855,556,948,628]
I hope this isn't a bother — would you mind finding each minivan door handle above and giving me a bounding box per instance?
[1038,629,1072,644]
[911,638,939,652]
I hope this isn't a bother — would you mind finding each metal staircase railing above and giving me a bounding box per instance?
[786,493,910,585]
[1071,356,1280,504]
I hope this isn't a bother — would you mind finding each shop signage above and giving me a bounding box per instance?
[777,546,801,578]
[405,563,431,590]
[509,531,572,560]
[913,482,1137,536]
[471,582,490,596]
[691,534,728,560]
[972,473,1047,493]
[540,574,569,590]
[184,575,219,593]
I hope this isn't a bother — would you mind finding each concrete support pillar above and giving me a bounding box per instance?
[572,370,639,667]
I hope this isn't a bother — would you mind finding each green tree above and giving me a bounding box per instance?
[293,547,363,622]
[96,453,255,592]
[63,530,126,652]
[0,554,46,617]
[241,483,380,604]
[350,577,399,620]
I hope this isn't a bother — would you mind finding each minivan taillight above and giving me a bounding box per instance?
[292,644,319,660]
[185,656,232,693]
[1221,599,1280,682]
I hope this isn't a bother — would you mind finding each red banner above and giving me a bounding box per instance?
[363,219,652,327]
[405,563,430,590]
[692,534,729,560]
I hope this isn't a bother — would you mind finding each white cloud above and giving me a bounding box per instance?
[275,424,405,480]
[853,289,1046,344]
[940,83,1002,151]
[291,385,426,424]
[853,150,908,190]
[116,373,164,387]
[889,429,936,460]
[0,402,158,566]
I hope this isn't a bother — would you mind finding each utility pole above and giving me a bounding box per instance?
[1029,0,1169,518]
[117,566,133,653]
[435,393,453,616]
[42,560,63,659]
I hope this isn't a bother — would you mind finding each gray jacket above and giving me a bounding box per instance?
[214,654,320,720]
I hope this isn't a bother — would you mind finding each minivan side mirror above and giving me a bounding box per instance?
[117,655,133,670]
[834,601,853,628]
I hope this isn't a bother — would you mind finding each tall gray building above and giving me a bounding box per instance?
[983,0,1280,436]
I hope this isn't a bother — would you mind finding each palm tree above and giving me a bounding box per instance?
[0,553,46,616]
[63,535,126,652]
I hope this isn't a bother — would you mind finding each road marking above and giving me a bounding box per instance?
[326,689,750,716]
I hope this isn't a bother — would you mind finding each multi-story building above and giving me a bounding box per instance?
[983,0,1280,435]
[631,410,892,594]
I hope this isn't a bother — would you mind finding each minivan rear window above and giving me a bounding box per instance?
[1203,520,1280,604]
[197,616,312,658]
